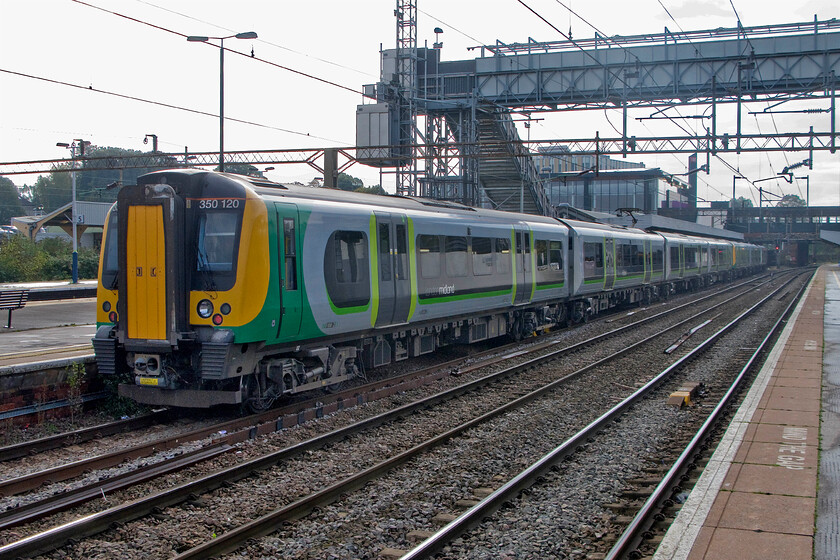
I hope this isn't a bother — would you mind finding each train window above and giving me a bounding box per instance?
[193,210,241,292]
[685,246,699,270]
[652,247,664,272]
[496,238,511,274]
[324,230,370,309]
[283,219,297,290]
[634,244,644,272]
[379,223,391,281]
[101,209,118,289]
[472,237,494,276]
[516,233,531,272]
[332,231,366,283]
[418,234,441,278]
[549,241,563,271]
[583,242,603,277]
[583,241,604,281]
[395,224,407,280]
[616,243,626,271]
[445,236,468,277]
[197,211,239,273]
[669,246,680,271]
[535,240,549,271]
[617,242,644,277]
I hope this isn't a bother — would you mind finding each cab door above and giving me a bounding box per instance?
[125,205,167,340]
[117,183,186,347]
[275,203,301,340]
[374,212,411,327]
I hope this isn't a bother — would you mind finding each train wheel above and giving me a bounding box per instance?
[323,380,348,394]
[242,375,274,414]
[510,318,524,341]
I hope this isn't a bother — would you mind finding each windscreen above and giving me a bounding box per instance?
[193,209,241,291]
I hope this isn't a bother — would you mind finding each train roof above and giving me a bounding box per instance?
[558,218,652,238]
[137,171,762,249]
[171,169,569,227]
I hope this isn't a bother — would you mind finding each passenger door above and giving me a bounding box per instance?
[275,203,301,340]
[644,239,652,284]
[604,237,616,289]
[374,212,411,327]
[513,228,533,304]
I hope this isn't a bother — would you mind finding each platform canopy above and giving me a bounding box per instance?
[11,201,111,241]
[820,228,840,247]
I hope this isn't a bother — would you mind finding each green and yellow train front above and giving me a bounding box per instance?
[93,170,300,407]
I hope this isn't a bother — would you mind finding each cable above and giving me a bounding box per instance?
[133,0,377,79]
[726,0,802,202]
[545,0,730,200]
[70,0,362,97]
[417,8,485,45]
[0,68,344,144]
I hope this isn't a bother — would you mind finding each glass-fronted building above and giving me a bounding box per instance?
[535,148,688,215]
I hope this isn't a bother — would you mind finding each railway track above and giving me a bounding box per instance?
[0,273,774,479]
[397,269,811,559]
[0,270,800,559]
[602,273,810,560]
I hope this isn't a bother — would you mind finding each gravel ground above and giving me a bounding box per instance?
[1,272,796,559]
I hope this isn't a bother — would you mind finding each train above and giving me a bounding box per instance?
[92,169,766,410]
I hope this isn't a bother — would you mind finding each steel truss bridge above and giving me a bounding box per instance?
[727,205,840,241]
[357,8,840,215]
[724,204,840,264]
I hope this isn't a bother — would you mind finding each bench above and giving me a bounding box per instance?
[0,289,29,328]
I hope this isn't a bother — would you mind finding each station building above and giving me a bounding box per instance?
[534,147,690,216]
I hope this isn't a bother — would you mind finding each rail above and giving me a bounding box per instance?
[604,269,812,559]
[399,271,804,559]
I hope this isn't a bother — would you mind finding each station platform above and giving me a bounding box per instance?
[655,265,839,560]
[0,290,96,370]
[0,279,97,301]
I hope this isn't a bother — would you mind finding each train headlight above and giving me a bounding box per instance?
[197,299,214,318]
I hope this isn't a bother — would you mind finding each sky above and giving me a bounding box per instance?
[1,0,838,207]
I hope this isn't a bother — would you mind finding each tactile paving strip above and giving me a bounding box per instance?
[816,268,840,560]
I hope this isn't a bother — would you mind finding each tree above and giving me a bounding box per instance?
[336,173,364,191]
[75,146,179,202]
[354,185,387,195]
[730,196,754,208]
[216,163,264,177]
[0,176,24,225]
[29,146,180,212]
[776,194,806,207]
[30,166,72,212]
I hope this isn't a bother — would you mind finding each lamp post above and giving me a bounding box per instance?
[732,175,750,234]
[796,175,810,206]
[187,31,258,172]
[56,139,88,283]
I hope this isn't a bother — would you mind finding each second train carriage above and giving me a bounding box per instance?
[93,170,765,410]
